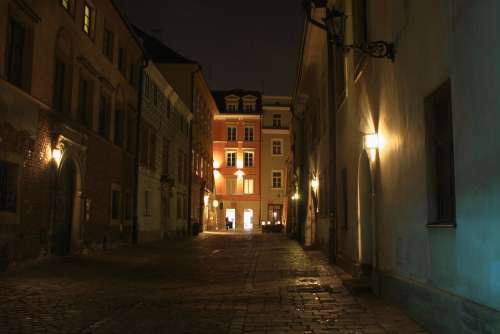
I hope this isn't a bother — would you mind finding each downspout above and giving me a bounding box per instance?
[132,57,149,245]
[187,65,202,235]
[303,1,338,263]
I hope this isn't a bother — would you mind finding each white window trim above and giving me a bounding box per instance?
[243,151,254,168]
[271,170,283,190]
[271,139,284,156]
[244,178,255,194]
[225,150,237,167]
[225,177,237,195]
[227,126,237,141]
[244,126,255,141]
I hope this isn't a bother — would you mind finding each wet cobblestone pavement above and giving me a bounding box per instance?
[0,233,427,333]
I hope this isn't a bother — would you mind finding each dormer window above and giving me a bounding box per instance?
[242,95,257,113]
[225,95,240,112]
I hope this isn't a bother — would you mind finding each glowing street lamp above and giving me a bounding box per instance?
[213,199,219,208]
[311,177,319,194]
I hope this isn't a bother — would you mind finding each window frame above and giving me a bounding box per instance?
[244,126,254,141]
[272,113,282,128]
[225,177,237,195]
[243,178,254,194]
[243,151,254,168]
[225,151,237,168]
[271,139,283,156]
[227,126,237,141]
[271,170,283,189]
[82,2,95,38]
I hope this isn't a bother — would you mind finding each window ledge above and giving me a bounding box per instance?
[426,222,456,229]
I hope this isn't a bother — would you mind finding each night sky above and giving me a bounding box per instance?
[114,0,304,96]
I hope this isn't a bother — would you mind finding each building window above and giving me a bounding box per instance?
[425,80,456,225]
[244,103,255,112]
[103,28,114,61]
[144,190,151,216]
[226,177,237,195]
[124,191,131,220]
[227,126,237,141]
[78,78,93,128]
[140,123,157,171]
[118,47,127,76]
[62,0,70,9]
[0,161,18,213]
[83,3,93,36]
[98,93,110,139]
[243,152,254,168]
[111,189,121,220]
[272,139,283,156]
[272,113,282,128]
[114,107,124,146]
[177,150,184,183]
[341,168,348,229]
[244,127,254,141]
[272,171,282,189]
[162,139,170,175]
[53,59,66,113]
[6,18,28,89]
[226,102,238,112]
[226,151,236,167]
[244,178,254,194]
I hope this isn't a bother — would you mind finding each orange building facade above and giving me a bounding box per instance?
[211,91,262,231]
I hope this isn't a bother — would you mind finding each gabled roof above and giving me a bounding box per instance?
[212,89,263,114]
[132,25,198,65]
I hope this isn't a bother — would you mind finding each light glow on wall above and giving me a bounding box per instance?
[236,160,244,169]
[203,195,209,207]
[51,147,63,166]
[311,177,319,193]
[235,170,245,178]
[213,199,219,208]
[213,160,221,169]
[363,133,385,162]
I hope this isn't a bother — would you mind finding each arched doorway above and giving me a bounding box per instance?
[54,158,78,256]
[357,151,374,276]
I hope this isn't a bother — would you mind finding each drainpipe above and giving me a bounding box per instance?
[303,1,338,263]
[132,57,149,245]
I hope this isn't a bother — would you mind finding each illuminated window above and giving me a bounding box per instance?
[226,151,236,167]
[272,171,282,189]
[227,126,237,141]
[226,177,237,195]
[83,3,92,35]
[244,127,254,141]
[244,178,254,194]
[272,139,283,156]
[243,152,254,168]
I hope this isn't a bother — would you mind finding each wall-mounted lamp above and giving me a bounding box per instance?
[212,199,219,208]
[203,195,209,207]
[363,133,383,162]
[291,192,301,201]
[303,1,395,61]
[235,170,245,178]
[311,177,319,194]
[51,145,64,166]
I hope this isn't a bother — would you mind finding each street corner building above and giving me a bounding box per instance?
[0,0,145,265]
[133,26,218,237]
[211,90,292,233]
[293,0,500,332]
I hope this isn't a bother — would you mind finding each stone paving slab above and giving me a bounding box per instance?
[0,233,427,333]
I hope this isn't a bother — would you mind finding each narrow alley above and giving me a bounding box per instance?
[0,234,425,334]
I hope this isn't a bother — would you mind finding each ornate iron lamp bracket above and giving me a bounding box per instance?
[304,1,396,62]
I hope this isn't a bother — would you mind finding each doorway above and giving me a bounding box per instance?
[225,208,236,230]
[267,204,283,224]
[54,158,77,256]
[357,151,374,275]
[244,209,253,231]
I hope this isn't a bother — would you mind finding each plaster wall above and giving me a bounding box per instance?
[335,0,500,312]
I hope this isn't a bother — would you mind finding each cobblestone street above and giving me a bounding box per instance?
[0,233,426,334]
